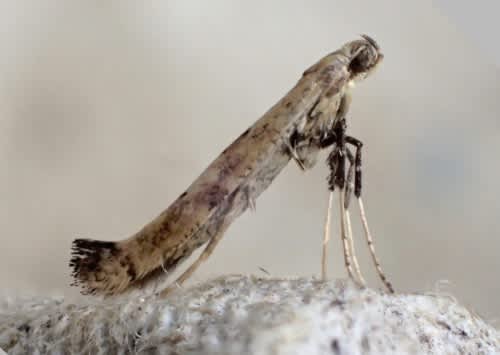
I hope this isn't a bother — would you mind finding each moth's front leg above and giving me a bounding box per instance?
[287,130,308,170]
[319,129,337,149]
[287,117,330,171]
[287,90,351,170]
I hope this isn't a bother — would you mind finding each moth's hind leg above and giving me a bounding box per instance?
[321,190,334,281]
[343,147,366,286]
[346,135,394,293]
[328,143,362,286]
[356,196,394,293]
[337,183,361,286]
[159,223,230,297]
[321,143,339,281]
[343,147,356,209]
[345,136,363,199]
[323,124,364,287]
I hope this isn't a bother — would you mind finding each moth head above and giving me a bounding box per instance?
[342,34,383,82]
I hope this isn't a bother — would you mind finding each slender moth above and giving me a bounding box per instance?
[70,35,393,296]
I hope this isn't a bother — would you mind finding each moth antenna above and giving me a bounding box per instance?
[360,34,380,50]
[357,197,394,293]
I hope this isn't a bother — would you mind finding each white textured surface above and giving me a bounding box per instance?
[1,276,499,354]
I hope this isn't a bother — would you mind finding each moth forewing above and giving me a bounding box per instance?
[70,35,384,296]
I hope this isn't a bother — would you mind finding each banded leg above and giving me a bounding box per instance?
[345,136,363,199]
[321,191,334,281]
[335,141,366,287]
[323,123,362,285]
[325,124,363,286]
[346,136,394,293]
[344,148,366,286]
[335,141,357,282]
[357,197,394,293]
[321,141,338,281]
[338,188,357,283]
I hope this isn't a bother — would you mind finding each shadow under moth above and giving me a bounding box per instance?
[70,35,394,297]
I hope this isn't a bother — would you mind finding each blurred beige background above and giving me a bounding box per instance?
[1,1,500,319]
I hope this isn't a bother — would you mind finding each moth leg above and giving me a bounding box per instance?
[346,136,394,293]
[321,143,340,281]
[338,188,360,286]
[325,123,363,287]
[326,144,351,282]
[287,130,307,170]
[160,223,230,297]
[343,148,366,286]
[320,130,337,149]
[287,145,306,170]
[334,146,360,284]
[345,136,363,198]
[357,197,394,293]
[344,148,355,209]
[321,190,334,281]
[245,186,256,212]
[344,208,366,286]
[326,143,339,190]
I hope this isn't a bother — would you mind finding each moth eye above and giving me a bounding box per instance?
[349,54,367,75]
[348,46,375,75]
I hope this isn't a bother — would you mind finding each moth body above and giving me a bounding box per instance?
[70,35,383,296]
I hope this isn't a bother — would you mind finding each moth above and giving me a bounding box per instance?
[70,34,393,296]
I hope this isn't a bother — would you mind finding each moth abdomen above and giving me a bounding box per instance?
[70,238,136,295]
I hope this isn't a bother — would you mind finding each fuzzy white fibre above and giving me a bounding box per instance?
[1,275,499,354]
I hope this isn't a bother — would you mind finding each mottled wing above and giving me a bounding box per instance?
[70,49,352,295]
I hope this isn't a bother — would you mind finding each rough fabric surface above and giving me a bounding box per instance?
[0,275,499,354]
